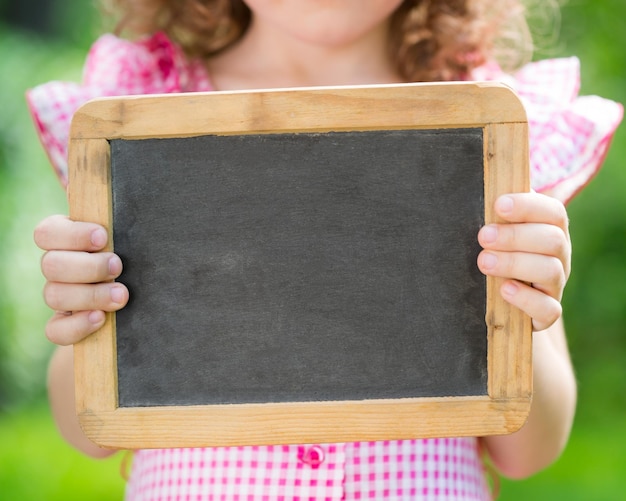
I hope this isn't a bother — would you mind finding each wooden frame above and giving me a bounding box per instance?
[68,82,532,449]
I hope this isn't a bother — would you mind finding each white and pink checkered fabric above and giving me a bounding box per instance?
[473,58,623,202]
[124,439,491,501]
[26,32,212,185]
[26,33,623,203]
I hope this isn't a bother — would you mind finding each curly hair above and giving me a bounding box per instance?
[100,0,533,82]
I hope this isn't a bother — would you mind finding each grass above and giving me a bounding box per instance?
[0,400,126,500]
[499,417,626,500]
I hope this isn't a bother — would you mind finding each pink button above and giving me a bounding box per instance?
[298,445,325,468]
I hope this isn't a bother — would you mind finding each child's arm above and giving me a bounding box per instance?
[476,193,577,478]
[34,215,129,457]
[481,318,576,479]
[47,345,116,458]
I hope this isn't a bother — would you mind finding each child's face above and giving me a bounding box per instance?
[242,0,404,47]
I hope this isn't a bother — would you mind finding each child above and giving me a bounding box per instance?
[28,1,622,500]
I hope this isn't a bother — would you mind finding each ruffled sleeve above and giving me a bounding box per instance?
[26,32,213,186]
[473,57,623,203]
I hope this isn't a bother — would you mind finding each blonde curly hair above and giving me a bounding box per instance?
[101,0,534,82]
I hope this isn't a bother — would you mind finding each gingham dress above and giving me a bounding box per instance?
[122,440,491,501]
[27,33,622,501]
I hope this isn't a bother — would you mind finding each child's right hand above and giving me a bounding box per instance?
[34,215,129,346]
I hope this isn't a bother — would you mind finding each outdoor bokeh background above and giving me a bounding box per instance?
[0,0,624,499]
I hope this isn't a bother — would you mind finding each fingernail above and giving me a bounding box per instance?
[496,196,514,214]
[88,310,105,324]
[108,256,122,276]
[480,252,498,270]
[480,225,498,244]
[110,286,125,304]
[91,228,107,247]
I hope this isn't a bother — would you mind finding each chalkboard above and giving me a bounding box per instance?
[68,83,532,449]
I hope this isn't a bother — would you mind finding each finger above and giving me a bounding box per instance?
[34,215,108,252]
[478,222,571,276]
[477,250,566,300]
[41,251,123,284]
[45,310,106,346]
[43,282,129,313]
[500,280,562,332]
[494,193,570,233]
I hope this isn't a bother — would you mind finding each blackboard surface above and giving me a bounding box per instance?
[111,129,487,408]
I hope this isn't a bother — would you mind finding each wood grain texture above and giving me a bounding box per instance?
[68,138,119,415]
[69,82,527,139]
[484,122,533,401]
[79,397,531,449]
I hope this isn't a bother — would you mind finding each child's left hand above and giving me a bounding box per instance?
[477,192,571,332]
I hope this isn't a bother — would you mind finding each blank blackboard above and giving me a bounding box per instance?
[112,129,486,407]
[68,83,532,449]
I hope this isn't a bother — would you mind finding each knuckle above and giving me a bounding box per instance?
[43,282,62,310]
[44,321,59,344]
[46,310,102,346]
[507,225,520,248]
[45,317,71,346]
[555,201,569,228]
[70,228,87,250]
[532,298,562,333]
[502,252,518,274]
[40,251,61,280]
[545,301,563,329]
[545,256,565,283]
[40,251,51,276]
[546,226,569,258]
[546,197,570,233]
[34,215,67,249]
[92,283,113,309]
[82,254,105,282]
[91,286,101,307]
[33,222,48,248]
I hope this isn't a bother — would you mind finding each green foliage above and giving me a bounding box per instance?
[0,0,624,499]
[0,401,125,499]
[0,25,78,409]
[556,0,626,430]
[504,1,626,497]
[500,419,626,500]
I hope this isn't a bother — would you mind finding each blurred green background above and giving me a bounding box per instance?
[0,0,624,499]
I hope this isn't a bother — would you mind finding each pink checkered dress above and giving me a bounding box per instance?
[123,439,491,500]
[27,33,622,501]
